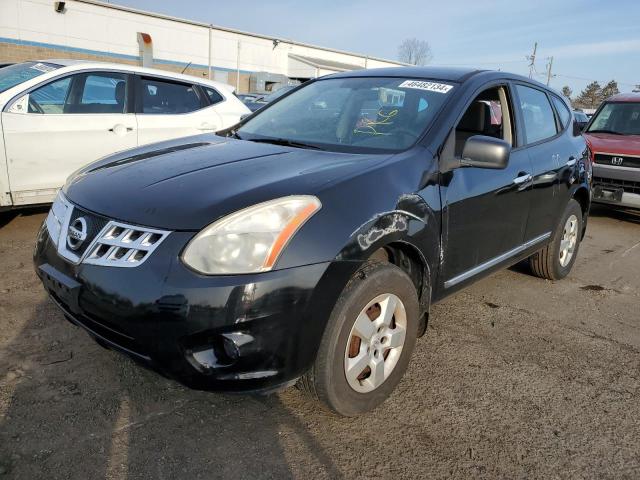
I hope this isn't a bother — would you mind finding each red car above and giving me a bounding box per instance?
[583,93,640,209]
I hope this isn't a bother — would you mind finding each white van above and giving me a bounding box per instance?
[0,60,250,208]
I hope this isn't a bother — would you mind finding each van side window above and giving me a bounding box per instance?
[516,85,558,144]
[141,78,202,114]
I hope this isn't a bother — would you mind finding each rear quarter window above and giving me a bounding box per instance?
[551,95,571,129]
[203,87,224,105]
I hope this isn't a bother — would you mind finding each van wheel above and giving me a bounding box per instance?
[529,199,583,280]
[298,261,420,416]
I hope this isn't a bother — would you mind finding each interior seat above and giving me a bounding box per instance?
[455,102,492,155]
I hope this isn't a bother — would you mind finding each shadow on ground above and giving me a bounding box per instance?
[0,301,340,479]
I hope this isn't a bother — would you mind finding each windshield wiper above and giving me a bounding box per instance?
[247,137,325,150]
[587,129,622,135]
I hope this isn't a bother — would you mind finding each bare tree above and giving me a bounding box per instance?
[398,38,433,66]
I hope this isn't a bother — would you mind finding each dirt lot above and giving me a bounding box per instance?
[0,205,639,479]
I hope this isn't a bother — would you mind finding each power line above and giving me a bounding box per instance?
[551,73,637,88]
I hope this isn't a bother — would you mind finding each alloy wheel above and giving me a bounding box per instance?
[343,293,407,393]
[559,214,579,267]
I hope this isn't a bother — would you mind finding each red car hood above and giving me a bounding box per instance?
[584,132,640,156]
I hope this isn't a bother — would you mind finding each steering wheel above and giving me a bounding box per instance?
[28,96,45,114]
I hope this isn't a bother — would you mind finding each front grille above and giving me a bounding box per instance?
[593,176,640,195]
[83,221,169,267]
[594,153,640,169]
[68,207,110,257]
[47,193,170,267]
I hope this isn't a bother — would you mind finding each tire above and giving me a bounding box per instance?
[529,199,583,280]
[298,261,420,416]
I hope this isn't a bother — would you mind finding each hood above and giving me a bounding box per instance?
[583,132,640,156]
[64,134,388,230]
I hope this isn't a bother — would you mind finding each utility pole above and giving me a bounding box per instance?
[527,42,537,79]
[546,56,554,86]
[236,39,241,92]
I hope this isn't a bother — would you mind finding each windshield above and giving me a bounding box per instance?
[0,62,61,94]
[587,102,640,135]
[260,86,295,102]
[238,77,455,153]
[0,62,60,93]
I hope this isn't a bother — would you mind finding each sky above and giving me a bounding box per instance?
[115,0,640,95]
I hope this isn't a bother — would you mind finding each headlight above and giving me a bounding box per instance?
[181,196,321,275]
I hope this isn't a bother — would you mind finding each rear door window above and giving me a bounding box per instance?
[516,85,558,144]
[140,77,202,114]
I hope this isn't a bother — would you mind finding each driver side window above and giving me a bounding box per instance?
[453,86,513,156]
[28,72,128,114]
[29,77,72,114]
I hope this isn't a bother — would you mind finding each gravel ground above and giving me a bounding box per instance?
[0,205,639,479]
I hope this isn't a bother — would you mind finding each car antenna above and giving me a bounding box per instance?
[181,62,192,74]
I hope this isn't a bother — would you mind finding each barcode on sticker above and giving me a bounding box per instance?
[398,80,453,93]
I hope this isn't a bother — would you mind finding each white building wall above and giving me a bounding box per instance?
[0,0,404,85]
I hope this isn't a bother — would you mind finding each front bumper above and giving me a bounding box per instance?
[592,164,640,209]
[34,222,358,392]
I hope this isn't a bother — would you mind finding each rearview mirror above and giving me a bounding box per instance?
[460,135,510,169]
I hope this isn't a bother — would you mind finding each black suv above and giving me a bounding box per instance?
[34,67,591,416]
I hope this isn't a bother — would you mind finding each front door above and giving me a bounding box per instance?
[439,85,532,291]
[2,71,137,205]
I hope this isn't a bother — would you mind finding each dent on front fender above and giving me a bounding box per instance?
[336,193,438,261]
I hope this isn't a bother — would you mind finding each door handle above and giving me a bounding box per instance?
[108,124,134,135]
[513,173,533,185]
[566,157,577,167]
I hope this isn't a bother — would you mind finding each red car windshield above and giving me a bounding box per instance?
[587,102,640,136]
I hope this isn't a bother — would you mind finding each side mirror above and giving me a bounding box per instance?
[460,135,510,169]
[573,120,583,136]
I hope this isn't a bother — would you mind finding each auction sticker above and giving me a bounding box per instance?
[398,80,453,93]
[30,62,56,73]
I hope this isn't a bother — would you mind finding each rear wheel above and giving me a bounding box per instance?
[298,261,420,416]
[529,199,583,280]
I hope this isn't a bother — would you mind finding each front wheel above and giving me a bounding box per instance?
[297,261,420,416]
[529,199,583,280]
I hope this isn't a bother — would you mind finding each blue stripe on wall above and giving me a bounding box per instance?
[0,36,254,75]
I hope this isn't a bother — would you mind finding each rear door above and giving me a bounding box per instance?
[2,71,137,204]
[512,83,566,241]
[134,76,223,145]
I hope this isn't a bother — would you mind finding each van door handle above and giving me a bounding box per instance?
[513,173,533,185]
[566,157,577,167]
